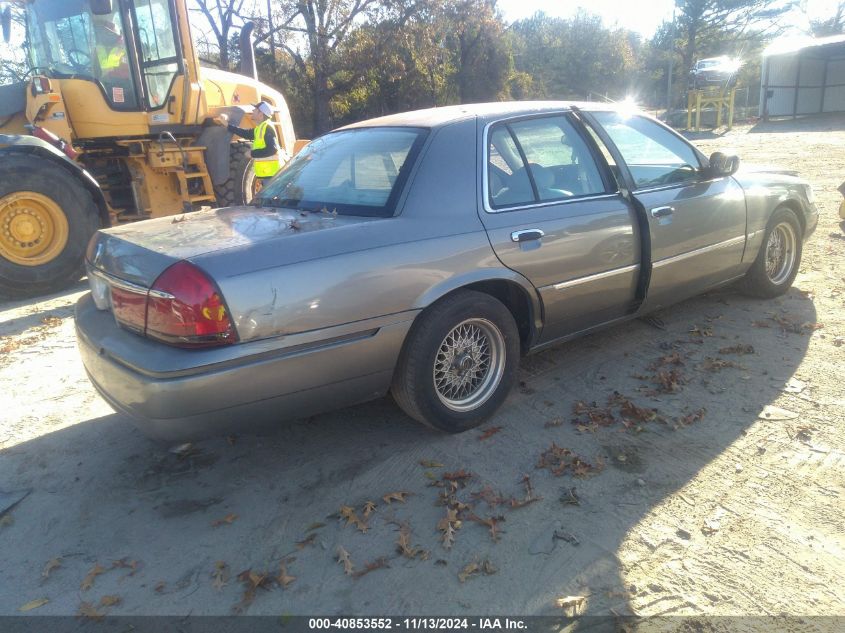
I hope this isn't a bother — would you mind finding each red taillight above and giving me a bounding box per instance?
[145,261,238,347]
[110,286,147,334]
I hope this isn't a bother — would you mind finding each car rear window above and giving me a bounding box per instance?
[256,127,428,217]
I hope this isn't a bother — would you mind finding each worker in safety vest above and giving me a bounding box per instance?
[93,15,131,104]
[217,102,283,183]
[93,18,129,77]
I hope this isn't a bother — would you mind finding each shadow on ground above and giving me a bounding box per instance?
[0,286,818,621]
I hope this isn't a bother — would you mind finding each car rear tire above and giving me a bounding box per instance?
[741,207,802,298]
[0,154,101,298]
[391,290,520,433]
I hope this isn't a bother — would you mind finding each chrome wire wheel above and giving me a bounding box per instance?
[765,221,797,285]
[433,318,506,412]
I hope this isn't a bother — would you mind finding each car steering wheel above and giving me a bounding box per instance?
[66,48,92,72]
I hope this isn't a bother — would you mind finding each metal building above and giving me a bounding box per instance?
[759,34,845,118]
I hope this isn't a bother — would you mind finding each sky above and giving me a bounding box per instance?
[496,0,843,36]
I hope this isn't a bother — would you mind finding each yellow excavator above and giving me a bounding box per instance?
[0,0,302,297]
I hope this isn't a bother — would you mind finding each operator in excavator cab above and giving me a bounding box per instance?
[215,102,285,187]
[93,14,131,104]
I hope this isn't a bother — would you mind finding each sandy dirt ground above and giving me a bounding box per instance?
[0,115,843,625]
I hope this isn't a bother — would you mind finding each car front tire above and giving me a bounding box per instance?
[742,207,802,298]
[391,290,520,433]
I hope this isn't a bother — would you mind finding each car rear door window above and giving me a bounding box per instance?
[487,115,606,210]
[591,112,701,189]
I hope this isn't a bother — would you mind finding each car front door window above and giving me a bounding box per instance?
[591,112,701,189]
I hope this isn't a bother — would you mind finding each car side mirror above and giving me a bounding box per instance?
[1,6,11,44]
[90,0,113,16]
[708,151,740,177]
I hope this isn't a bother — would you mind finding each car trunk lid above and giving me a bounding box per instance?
[88,205,378,288]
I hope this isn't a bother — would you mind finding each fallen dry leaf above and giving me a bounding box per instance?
[459,559,497,582]
[339,505,369,532]
[467,513,505,542]
[352,557,389,579]
[382,491,409,504]
[296,533,317,549]
[437,508,461,549]
[419,460,444,468]
[689,325,713,337]
[212,561,229,591]
[560,487,580,506]
[336,546,354,575]
[718,344,755,355]
[537,443,603,478]
[277,558,296,588]
[19,598,49,612]
[478,426,503,441]
[42,558,62,580]
[77,602,104,620]
[675,408,707,429]
[111,558,139,575]
[362,501,377,517]
[153,581,166,593]
[442,470,473,483]
[555,595,586,616]
[701,357,742,372]
[233,568,275,613]
[211,513,238,527]
[80,564,106,591]
[99,595,121,607]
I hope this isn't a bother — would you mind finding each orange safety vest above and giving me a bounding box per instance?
[252,120,280,178]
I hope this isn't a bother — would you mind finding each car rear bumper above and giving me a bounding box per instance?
[75,294,417,442]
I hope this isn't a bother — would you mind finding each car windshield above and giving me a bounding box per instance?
[256,127,428,217]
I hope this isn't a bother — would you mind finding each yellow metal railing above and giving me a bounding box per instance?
[686,87,737,131]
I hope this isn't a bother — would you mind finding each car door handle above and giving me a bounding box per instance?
[511,229,545,243]
[650,206,674,219]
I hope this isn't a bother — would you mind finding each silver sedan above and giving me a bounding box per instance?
[76,102,819,440]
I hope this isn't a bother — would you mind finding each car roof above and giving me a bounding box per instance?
[338,101,622,131]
